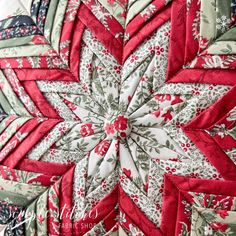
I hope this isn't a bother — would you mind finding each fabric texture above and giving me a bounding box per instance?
[0,0,235,235]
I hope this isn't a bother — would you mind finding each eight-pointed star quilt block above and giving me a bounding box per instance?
[0,0,235,235]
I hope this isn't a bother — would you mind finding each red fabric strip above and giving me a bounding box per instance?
[74,185,118,235]
[166,0,186,80]
[0,118,40,162]
[184,0,199,64]
[119,185,162,236]
[15,68,77,81]
[81,0,124,44]
[125,0,166,40]
[18,159,73,176]
[21,81,61,119]
[3,119,60,168]
[184,129,236,181]
[78,4,123,64]
[123,4,171,62]
[160,174,179,235]
[185,86,236,129]
[168,69,236,85]
[69,18,85,81]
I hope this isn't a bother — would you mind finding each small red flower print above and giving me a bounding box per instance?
[152,109,162,117]
[102,49,109,55]
[191,87,200,95]
[123,168,131,178]
[37,215,45,224]
[32,35,47,44]
[130,55,139,63]
[107,0,115,5]
[164,29,170,37]
[82,83,89,92]
[156,204,161,211]
[0,131,7,142]
[114,65,121,74]
[114,115,128,131]
[155,46,164,55]
[140,76,148,81]
[59,126,66,135]
[148,46,156,54]
[95,140,110,156]
[130,194,139,203]
[119,132,127,139]
[120,175,125,183]
[212,173,222,180]
[115,142,119,152]
[64,99,77,111]
[210,222,228,232]
[148,46,164,55]
[209,85,214,90]
[95,229,102,234]
[104,123,115,135]
[199,36,209,49]
[45,133,52,142]
[196,107,204,116]
[161,109,173,121]
[119,11,126,18]
[77,187,85,197]
[165,167,176,174]
[128,95,132,103]
[91,199,99,207]
[171,95,183,105]
[176,121,184,128]
[155,94,171,102]
[86,63,93,72]
[102,180,107,189]
[216,209,229,219]
[189,173,199,178]
[80,124,94,137]
[144,183,148,192]
[180,142,190,152]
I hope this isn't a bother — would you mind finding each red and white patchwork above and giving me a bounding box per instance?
[0,0,235,235]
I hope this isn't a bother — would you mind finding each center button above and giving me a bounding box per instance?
[103,113,132,140]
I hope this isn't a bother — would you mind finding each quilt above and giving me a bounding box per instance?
[0,0,235,235]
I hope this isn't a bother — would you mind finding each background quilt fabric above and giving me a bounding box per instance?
[0,0,235,235]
